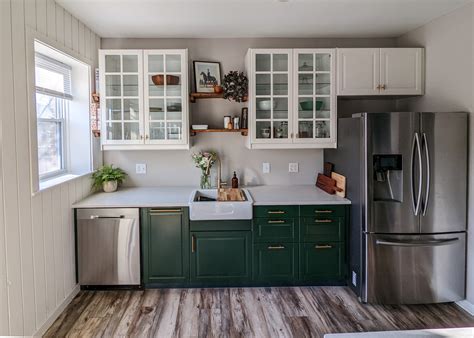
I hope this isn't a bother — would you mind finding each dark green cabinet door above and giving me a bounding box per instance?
[190,231,251,284]
[253,243,297,283]
[142,208,189,285]
[300,242,344,282]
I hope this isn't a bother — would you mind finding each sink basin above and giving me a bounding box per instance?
[189,189,253,220]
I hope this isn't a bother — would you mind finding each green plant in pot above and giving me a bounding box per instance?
[91,165,127,193]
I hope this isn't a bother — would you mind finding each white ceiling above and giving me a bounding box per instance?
[57,0,472,38]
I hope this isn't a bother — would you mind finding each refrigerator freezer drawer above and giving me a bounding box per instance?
[364,233,465,304]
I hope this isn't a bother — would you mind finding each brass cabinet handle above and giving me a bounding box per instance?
[381,84,386,90]
[315,219,333,223]
[145,134,150,140]
[150,209,182,214]
[268,211,285,214]
[191,235,196,253]
[268,220,285,224]
[315,210,332,214]
[140,135,144,140]
[376,84,381,90]
[315,244,333,249]
[268,245,285,250]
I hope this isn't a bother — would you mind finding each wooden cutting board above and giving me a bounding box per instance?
[331,172,346,198]
[217,188,245,201]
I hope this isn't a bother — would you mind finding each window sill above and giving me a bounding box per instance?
[38,172,91,194]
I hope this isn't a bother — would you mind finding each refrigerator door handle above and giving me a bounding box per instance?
[411,132,422,216]
[422,132,430,216]
[376,237,459,247]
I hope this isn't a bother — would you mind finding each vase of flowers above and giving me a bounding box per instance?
[191,151,218,189]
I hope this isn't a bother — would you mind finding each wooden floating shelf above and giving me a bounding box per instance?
[190,92,224,102]
[190,128,248,136]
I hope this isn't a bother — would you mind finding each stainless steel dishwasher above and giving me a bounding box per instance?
[76,208,140,286]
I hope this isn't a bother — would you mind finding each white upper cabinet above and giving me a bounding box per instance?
[99,49,189,150]
[337,48,424,96]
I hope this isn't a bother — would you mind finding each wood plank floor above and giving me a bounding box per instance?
[45,287,474,337]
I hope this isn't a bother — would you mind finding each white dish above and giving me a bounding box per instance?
[257,100,277,111]
[192,125,208,130]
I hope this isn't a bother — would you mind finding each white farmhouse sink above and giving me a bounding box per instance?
[189,189,253,220]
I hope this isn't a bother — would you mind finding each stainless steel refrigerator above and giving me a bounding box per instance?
[325,112,467,304]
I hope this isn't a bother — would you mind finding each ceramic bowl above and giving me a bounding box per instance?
[258,100,277,111]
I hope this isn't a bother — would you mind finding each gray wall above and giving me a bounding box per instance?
[102,37,396,187]
[396,3,474,305]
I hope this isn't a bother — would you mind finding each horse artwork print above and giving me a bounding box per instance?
[193,61,221,93]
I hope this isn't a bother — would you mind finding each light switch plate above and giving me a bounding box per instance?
[262,162,270,174]
[289,162,299,173]
[136,163,147,174]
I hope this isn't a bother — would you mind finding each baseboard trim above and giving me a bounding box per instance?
[456,299,474,316]
[34,285,80,336]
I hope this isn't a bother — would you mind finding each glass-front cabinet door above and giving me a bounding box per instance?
[144,50,188,145]
[293,49,336,145]
[250,49,292,144]
[100,50,143,144]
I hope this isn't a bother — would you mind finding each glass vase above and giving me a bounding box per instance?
[200,172,211,189]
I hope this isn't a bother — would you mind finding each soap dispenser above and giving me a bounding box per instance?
[231,171,239,188]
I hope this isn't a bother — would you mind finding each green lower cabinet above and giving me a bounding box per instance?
[300,242,345,282]
[141,208,189,285]
[190,231,252,284]
[253,243,298,283]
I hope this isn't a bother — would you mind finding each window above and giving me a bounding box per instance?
[35,53,72,179]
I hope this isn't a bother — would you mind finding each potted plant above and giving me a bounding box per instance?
[191,151,217,189]
[91,165,127,193]
[222,71,248,102]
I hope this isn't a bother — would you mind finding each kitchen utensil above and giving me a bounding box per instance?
[331,172,346,198]
[192,125,208,130]
[152,74,180,86]
[258,100,276,111]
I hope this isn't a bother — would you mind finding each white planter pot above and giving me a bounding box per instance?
[103,180,118,193]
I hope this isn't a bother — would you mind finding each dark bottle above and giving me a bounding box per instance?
[231,171,239,188]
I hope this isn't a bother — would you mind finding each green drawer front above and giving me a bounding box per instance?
[300,217,344,242]
[300,205,345,218]
[254,206,298,218]
[253,243,298,283]
[300,242,344,281]
[253,218,297,242]
[190,220,251,232]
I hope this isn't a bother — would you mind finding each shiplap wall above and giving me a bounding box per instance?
[0,0,100,335]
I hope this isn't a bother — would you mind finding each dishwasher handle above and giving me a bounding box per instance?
[89,215,125,219]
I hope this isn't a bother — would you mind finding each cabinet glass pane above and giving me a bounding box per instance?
[298,54,313,71]
[149,76,164,96]
[298,74,313,95]
[316,54,331,71]
[105,55,120,73]
[123,99,139,120]
[166,75,182,96]
[149,99,164,120]
[315,121,330,138]
[273,121,288,139]
[150,122,165,140]
[316,97,330,119]
[106,122,122,140]
[256,74,270,95]
[166,99,182,121]
[273,97,288,119]
[256,121,271,139]
[298,121,313,139]
[256,98,272,119]
[273,74,288,95]
[273,54,288,72]
[148,55,164,73]
[298,98,313,119]
[256,54,270,72]
[166,54,181,72]
[123,55,138,72]
[123,75,139,96]
[105,75,121,96]
[167,122,182,140]
[124,123,140,140]
[106,99,121,120]
[316,73,330,95]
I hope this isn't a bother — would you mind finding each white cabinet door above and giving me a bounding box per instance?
[337,48,380,96]
[380,48,424,95]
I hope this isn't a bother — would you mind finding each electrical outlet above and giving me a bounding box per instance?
[136,163,147,174]
[262,162,271,174]
[289,162,299,173]
[352,271,357,286]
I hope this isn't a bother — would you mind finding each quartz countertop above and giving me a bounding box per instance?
[73,185,350,208]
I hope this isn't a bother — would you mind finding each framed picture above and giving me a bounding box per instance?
[193,61,221,93]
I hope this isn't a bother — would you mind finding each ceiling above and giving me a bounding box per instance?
[57,0,472,38]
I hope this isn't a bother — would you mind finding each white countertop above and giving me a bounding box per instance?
[73,185,350,208]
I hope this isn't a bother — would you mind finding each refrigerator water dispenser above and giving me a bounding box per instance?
[373,154,402,202]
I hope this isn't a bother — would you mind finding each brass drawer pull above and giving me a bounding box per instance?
[150,209,182,214]
[268,211,285,214]
[315,219,333,223]
[315,244,333,249]
[268,245,285,250]
[268,220,285,224]
[191,235,196,253]
[315,210,333,214]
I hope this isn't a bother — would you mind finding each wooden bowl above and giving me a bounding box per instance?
[151,74,180,86]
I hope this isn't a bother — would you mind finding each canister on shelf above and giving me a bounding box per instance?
[233,117,240,129]
[224,116,231,129]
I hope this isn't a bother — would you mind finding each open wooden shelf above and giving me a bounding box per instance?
[190,128,248,136]
[190,92,224,102]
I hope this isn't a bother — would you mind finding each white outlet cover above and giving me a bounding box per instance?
[136,163,147,174]
[262,162,270,174]
[289,162,299,173]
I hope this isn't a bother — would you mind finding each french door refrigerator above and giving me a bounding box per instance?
[325,112,467,304]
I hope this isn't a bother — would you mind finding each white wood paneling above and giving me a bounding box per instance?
[0,1,100,335]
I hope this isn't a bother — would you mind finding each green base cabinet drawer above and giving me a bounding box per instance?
[253,243,298,283]
[253,218,298,242]
[254,206,298,218]
[300,242,344,281]
[190,231,251,284]
[300,205,345,218]
[300,217,344,242]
